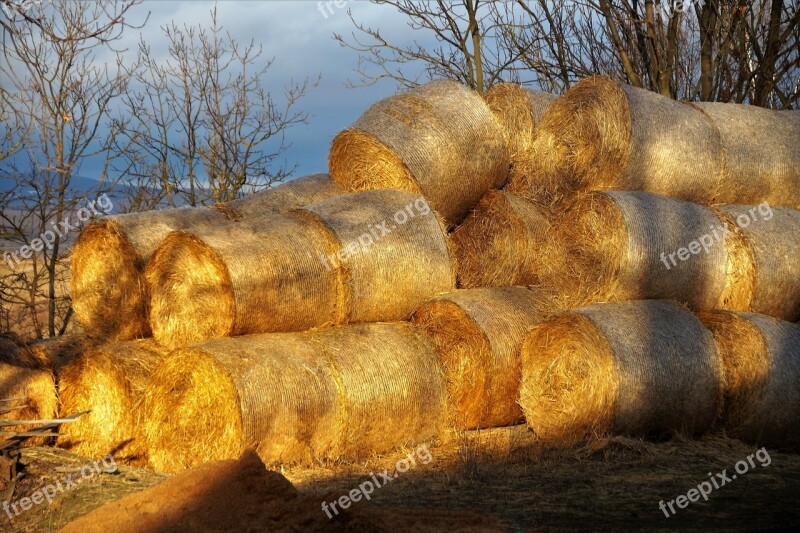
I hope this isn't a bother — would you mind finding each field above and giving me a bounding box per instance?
[4,428,798,531]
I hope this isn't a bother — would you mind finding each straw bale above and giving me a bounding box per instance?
[519,300,722,445]
[412,286,557,429]
[144,323,446,473]
[451,190,556,288]
[329,79,510,225]
[700,311,800,449]
[57,339,168,459]
[484,83,556,161]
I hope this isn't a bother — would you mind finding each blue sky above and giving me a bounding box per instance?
[84,0,420,182]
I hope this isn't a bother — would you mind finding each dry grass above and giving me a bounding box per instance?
[520,301,723,446]
[329,79,509,226]
[412,286,559,430]
[0,362,57,444]
[145,323,447,473]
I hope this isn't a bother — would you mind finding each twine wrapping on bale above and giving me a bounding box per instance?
[484,83,556,161]
[57,339,168,460]
[144,323,447,473]
[700,311,800,450]
[715,205,800,322]
[693,103,800,207]
[509,75,723,205]
[451,190,557,288]
[0,362,57,441]
[550,191,730,310]
[71,174,344,341]
[519,300,723,445]
[300,189,455,323]
[146,190,454,349]
[329,79,510,226]
[412,286,557,429]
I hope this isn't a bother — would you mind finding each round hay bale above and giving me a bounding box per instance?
[145,213,342,351]
[57,339,168,460]
[699,311,800,449]
[693,103,800,207]
[146,190,454,349]
[519,300,723,445]
[509,75,723,205]
[71,174,344,342]
[484,83,556,161]
[412,286,557,429]
[329,79,510,226]
[551,191,729,310]
[71,206,235,341]
[715,205,800,321]
[0,362,57,443]
[144,323,446,473]
[300,189,455,323]
[451,190,556,288]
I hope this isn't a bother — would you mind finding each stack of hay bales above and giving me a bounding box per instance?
[70,174,344,341]
[56,75,799,467]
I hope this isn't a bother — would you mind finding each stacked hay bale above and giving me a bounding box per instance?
[58,339,168,460]
[144,323,446,473]
[146,189,455,349]
[700,311,800,450]
[412,286,559,429]
[329,79,509,226]
[484,83,556,165]
[519,300,723,445]
[70,174,344,341]
[0,335,58,442]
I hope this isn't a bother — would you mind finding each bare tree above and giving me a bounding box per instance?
[339,0,800,107]
[0,0,143,340]
[116,7,317,207]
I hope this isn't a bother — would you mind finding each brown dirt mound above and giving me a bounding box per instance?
[59,449,501,532]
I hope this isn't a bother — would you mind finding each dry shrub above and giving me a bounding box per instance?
[715,205,800,321]
[70,174,343,341]
[700,311,800,450]
[0,362,57,442]
[550,191,729,310]
[329,79,509,226]
[451,190,558,288]
[484,82,556,161]
[412,286,558,430]
[144,323,446,473]
[520,300,722,446]
[509,75,723,205]
[57,339,168,460]
[694,103,800,207]
[146,190,454,349]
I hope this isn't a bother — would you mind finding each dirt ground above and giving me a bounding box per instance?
[3,427,799,531]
